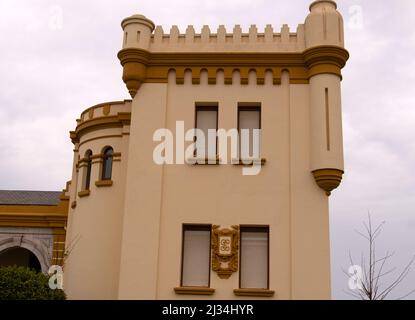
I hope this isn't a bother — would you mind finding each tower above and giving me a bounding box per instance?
[305,0,346,195]
[64,0,349,299]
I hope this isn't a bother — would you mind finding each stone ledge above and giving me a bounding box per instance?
[77,190,90,198]
[174,287,215,295]
[233,288,275,297]
[95,180,113,187]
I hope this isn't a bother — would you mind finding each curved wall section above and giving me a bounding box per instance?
[64,100,131,299]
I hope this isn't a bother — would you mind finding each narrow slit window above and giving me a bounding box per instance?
[325,88,330,151]
[83,150,92,190]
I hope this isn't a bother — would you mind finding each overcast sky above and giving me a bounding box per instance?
[0,0,414,300]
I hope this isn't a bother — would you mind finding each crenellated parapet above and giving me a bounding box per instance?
[121,15,307,53]
[148,23,306,53]
[121,7,342,53]
[70,100,132,144]
[118,0,348,99]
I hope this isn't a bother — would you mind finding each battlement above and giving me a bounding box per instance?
[118,0,347,97]
[121,0,343,54]
[70,100,132,144]
[122,22,307,53]
[78,100,132,124]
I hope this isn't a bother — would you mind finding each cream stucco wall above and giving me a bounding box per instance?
[117,69,334,299]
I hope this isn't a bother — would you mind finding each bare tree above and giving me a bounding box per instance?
[344,213,415,300]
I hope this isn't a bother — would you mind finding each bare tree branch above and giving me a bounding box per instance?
[344,214,415,300]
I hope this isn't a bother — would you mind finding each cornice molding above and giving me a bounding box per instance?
[70,112,131,144]
[0,209,67,228]
[118,45,349,97]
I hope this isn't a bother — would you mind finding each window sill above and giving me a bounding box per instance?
[233,289,275,297]
[232,158,266,166]
[186,157,220,165]
[174,287,215,295]
[95,180,113,187]
[78,190,90,198]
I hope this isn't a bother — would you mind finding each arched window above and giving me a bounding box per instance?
[83,150,92,190]
[101,147,113,180]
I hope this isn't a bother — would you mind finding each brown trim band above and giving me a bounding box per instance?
[303,45,348,80]
[0,202,68,216]
[70,113,131,144]
[0,199,68,229]
[0,212,67,229]
[118,45,349,97]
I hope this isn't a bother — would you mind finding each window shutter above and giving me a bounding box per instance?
[182,228,211,287]
[196,107,217,158]
[238,108,260,159]
[240,228,268,289]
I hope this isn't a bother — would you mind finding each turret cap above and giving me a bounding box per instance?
[121,14,155,31]
[309,0,337,11]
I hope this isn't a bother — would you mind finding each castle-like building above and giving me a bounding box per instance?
[0,0,348,299]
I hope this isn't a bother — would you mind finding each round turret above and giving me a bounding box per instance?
[305,0,344,48]
[118,14,155,97]
[121,14,155,50]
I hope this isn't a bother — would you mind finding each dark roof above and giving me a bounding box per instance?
[0,190,61,206]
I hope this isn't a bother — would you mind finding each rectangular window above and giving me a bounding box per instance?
[239,226,269,289]
[181,224,211,287]
[238,105,261,159]
[195,105,218,158]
